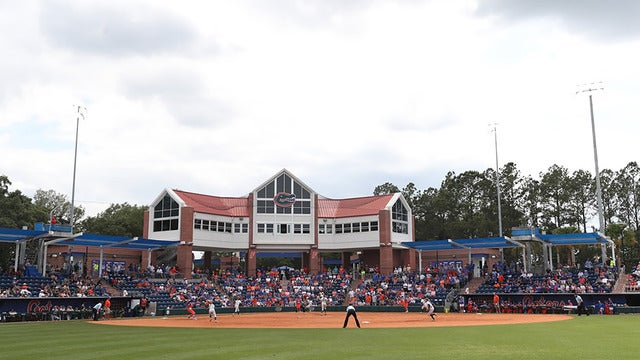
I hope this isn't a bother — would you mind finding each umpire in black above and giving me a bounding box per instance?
[343,304,361,328]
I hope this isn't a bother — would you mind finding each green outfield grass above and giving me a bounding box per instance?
[1,314,639,360]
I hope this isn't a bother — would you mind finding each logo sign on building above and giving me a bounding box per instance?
[274,192,296,207]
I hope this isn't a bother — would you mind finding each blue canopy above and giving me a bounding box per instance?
[50,232,180,251]
[0,227,48,242]
[0,227,179,250]
[538,232,610,246]
[403,236,521,251]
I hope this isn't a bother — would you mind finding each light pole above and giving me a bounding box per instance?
[70,105,86,232]
[578,83,606,262]
[491,124,504,262]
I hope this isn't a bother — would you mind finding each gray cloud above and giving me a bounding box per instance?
[39,0,195,56]
[122,69,231,128]
[475,0,640,41]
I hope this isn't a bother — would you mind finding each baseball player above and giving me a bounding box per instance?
[186,302,197,320]
[422,298,437,321]
[320,294,328,315]
[208,301,217,322]
[234,299,241,316]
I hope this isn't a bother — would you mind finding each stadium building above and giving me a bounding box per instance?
[143,169,417,278]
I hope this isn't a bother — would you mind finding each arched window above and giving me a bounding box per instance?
[256,174,311,215]
[391,200,409,234]
[153,195,179,232]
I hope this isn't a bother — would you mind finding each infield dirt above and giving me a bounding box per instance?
[94,312,573,329]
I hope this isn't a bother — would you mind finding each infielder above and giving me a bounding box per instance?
[208,301,217,322]
[422,298,437,321]
[186,302,197,320]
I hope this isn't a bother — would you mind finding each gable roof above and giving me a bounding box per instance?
[252,168,315,196]
[173,190,396,219]
[173,190,251,217]
[317,194,395,218]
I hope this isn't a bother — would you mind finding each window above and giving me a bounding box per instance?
[258,223,265,233]
[293,201,310,214]
[335,224,343,234]
[256,174,312,214]
[194,219,201,230]
[392,200,409,234]
[343,223,351,233]
[202,220,210,231]
[361,222,369,232]
[241,224,248,233]
[294,224,302,234]
[370,221,379,231]
[211,221,218,232]
[153,195,179,232]
[154,194,179,219]
[257,200,274,214]
[392,200,408,221]
[266,224,274,233]
[302,224,310,234]
[352,223,360,233]
[154,219,178,232]
[277,206,292,214]
[325,224,333,234]
[319,224,325,234]
[234,223,241,233]
[225,222,232,233]
[279,223,289,234]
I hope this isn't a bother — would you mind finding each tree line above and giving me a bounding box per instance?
[374,162,639,268]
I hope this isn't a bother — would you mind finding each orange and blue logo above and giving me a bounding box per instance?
[274,192,296,207]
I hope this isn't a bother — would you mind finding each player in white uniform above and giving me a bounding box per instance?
[234,299,241,316]
[208,301,217,322]
[422,298,436,321]
[320,294,328,315]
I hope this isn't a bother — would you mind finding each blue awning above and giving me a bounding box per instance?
[0,227,48,243]
[0,227,179,251]
[403,236,521,251]
[402,239,458,251]
[538,232,610,246]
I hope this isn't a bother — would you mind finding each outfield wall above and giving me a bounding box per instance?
[0,296,134,321]
[3,294,640,322]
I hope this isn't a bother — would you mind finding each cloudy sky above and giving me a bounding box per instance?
[1,0,639,217]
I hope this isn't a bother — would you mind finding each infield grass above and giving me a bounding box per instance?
[1,314,639,360]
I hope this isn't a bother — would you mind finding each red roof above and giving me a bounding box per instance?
[317,194,394,218]
[173,190,250,217]
[174,189,394,219]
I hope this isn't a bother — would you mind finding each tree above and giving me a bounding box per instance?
[33,189,85,226]
[77,203,146,237]
[497,162,526,235]
[599,168,617,231]
[614,162,640,231]
[566,169,595,232]
[373,182,400,195]
[606,222,637,269]
[521,176,542,228]
[538,165,572,231]
[0,175,48,271]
